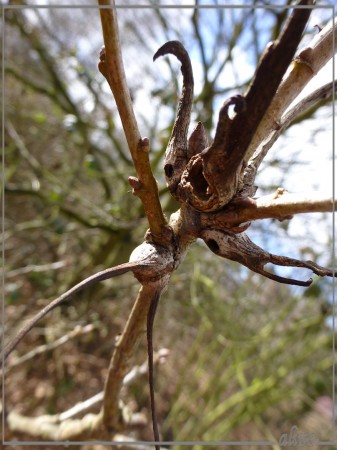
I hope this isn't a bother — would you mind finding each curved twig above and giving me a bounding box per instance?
[147,287,163,450]
[153,40,194,196]
[1,262,143,366]
[201,229,335,286]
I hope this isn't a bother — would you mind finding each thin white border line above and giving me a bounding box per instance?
[1,2,6,447]
[1,3,333,9]
[332,2,336,444]
[3,440,337,446]
[4,440,280,446]
[1,2,335,447]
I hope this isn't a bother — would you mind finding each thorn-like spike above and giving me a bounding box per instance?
[153,40,189,64]
[187,122,208,159]
[153,41,194,197]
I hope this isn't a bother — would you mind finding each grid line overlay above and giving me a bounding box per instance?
[1,2,336,447]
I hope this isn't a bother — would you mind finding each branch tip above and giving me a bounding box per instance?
[153,40,194,199]
[153,40,189,64]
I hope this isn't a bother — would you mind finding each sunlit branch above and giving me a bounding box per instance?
[243,80,336,189]
[98,0,168,243]
[246,17,337,160]
[206,190,336,227]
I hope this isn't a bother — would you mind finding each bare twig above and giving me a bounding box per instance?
[243,80,336,192]
[5,3,336,446]
[29,349,168,423]
[7,404,146,441]
[246,16,337,160]
[60,392,104,422]
[102,280,168,434]
[1,262,143,366]
[97,0,141,160]
[201,229,334,286]
[7,261,67,278]
[7,410,107,441]
[98,0,168,244]
[203,190,337,227]
[7,324,96,368]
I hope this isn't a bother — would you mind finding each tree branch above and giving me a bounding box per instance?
[231,0,314,161]
[102,279,168,433]
[179,0,314,211]
[201,229,334,286]
[97,0,141,162]
[98,0,168,244]
[5,4,336,447]
[245,16,337,160]
[203,190,336,227]
[242,80,336,193]
[6,349,169,440]
[7,410,107,441]
[1,262,142,366]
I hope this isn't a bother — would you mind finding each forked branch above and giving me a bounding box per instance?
[201,229,335,286]
[179,0,314,211]
[246,16,337,160]
[5,2,336,448]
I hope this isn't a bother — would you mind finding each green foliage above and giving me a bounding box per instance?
[161,249,334,444]
[32,112,47,124]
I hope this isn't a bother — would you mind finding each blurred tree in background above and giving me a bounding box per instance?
[2,0,336,448]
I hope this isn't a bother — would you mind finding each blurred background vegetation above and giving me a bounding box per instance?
[2,0,336,448]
